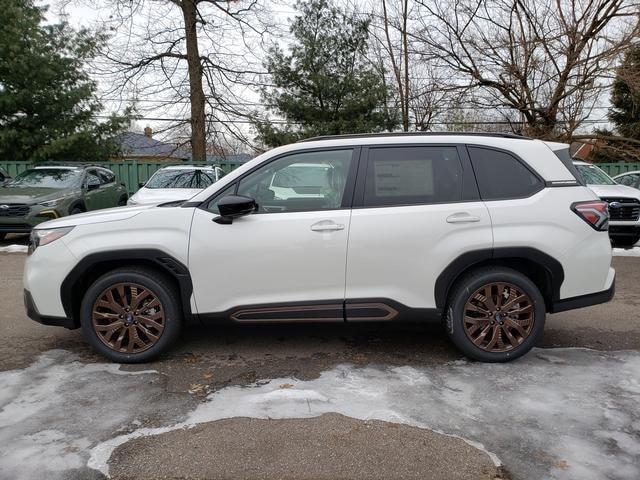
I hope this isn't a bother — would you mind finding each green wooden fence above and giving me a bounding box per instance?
[0,160,243,195]
[595,163,640,177]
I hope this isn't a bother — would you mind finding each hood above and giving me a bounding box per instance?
[586,183,640,200]
[129,187,201,205]
[0,186,70,204]
[35,204,155,229]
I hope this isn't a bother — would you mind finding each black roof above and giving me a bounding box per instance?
[297,132,532,143]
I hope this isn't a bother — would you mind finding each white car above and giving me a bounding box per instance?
[24,133,614,363]
[127,165,225,206]
[613,170,640,190]
[573,161,640,247]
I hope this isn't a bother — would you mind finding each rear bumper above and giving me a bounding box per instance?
[24,289,76,329]
[550,276,615,313]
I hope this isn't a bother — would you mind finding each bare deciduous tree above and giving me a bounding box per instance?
[413,0,640,139]
[65,0,271,160]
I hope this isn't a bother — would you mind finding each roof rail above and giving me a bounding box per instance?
[297,132,532,143]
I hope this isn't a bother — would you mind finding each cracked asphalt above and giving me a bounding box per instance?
[1,233,639,480]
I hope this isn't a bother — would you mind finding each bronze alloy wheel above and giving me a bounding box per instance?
[91,282,165,354]
[463,282,535,353]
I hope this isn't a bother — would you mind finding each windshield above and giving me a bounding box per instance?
[145,169,216,189]
[574,164,616,186]
[5,168,82,188]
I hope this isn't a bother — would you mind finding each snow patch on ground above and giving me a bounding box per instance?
[0,244,28,253]
[90,348,640,480]
[613,246,640,257]
[2,349,639,480]
[0,350,162,480]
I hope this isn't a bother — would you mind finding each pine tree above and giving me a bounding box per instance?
[609,43,640,140]
[255,0,397,147]
[0,0,129,162]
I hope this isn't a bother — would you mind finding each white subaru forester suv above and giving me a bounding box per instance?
[23,133,615,363]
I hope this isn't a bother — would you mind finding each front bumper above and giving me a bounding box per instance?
[550,275,615,313]
[0,206,61,233]
[24,289,76,329]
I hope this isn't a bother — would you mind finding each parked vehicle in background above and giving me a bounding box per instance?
[613,171,640,190]
[0,165,128,240]
[0,167,11,186]
[574,161,640,247]
[127,165,225,206]
[23,133,615,364]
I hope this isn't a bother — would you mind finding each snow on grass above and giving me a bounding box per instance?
[90,348,640,480]
[0,244,27,253]
[2,348,639,480]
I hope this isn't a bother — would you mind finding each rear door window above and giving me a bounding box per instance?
[468,147,543,200]
[363,146,464,207]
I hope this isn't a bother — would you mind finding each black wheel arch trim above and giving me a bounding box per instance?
[434,247,565,310]
[68,200,86,213]
[60,248,194,327]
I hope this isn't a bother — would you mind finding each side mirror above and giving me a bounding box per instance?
[87,183,99,191]
[139,182,145,188]
[214,195,257,224]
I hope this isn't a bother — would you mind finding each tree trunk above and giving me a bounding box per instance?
[182,0,207,161]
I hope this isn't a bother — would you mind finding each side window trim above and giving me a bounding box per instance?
[465,144,545,201]
[354,143,473,209]
[200,146,361,213]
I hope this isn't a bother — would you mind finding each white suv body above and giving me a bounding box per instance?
[573,161,640,247]
[23,134,615,363]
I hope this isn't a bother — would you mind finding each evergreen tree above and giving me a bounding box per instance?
[0,0,129,162]
[609,42,640,140]
[256,0,396,147]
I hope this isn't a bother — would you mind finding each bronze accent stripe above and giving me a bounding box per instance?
[230,304,344,323]
[345,302,399,321]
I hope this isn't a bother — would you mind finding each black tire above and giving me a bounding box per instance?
[80,267,182,363]
[117,195,128,206]
[611,236,639,248]
[70,206,84,215]
[0,233,6,241]
[445,267,545,362]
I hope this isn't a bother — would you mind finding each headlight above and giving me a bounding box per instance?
[28,226,74,255]
[39,197,65,208]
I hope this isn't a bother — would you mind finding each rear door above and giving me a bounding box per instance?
[345,144,493,318]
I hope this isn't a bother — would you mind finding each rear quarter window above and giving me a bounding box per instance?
[468,147,543,200]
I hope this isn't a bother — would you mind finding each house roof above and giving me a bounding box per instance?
[117,132,190,160]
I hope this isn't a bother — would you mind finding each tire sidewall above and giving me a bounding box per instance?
[80,270,181,363]
[448,268,545,362]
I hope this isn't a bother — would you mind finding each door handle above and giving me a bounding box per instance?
[446,212,481,224]
[310,221,345,232]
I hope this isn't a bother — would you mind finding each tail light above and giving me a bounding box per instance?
[572,201,609,231]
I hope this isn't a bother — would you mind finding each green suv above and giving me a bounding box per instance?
[0,165,128,239]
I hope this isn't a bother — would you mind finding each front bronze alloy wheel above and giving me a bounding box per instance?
[92,283,165,354]
[446,267,545,362]
[463,282,534,353]
[81,267,182,363]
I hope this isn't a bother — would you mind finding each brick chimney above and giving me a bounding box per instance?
[144,126,153,138]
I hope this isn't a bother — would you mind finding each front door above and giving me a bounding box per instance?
[189,148,358,321]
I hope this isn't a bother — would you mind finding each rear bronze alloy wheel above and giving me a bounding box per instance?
[463,282,534,353]
[446,267,545,362]
[81,267,182,363]
[92,283,165,354]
